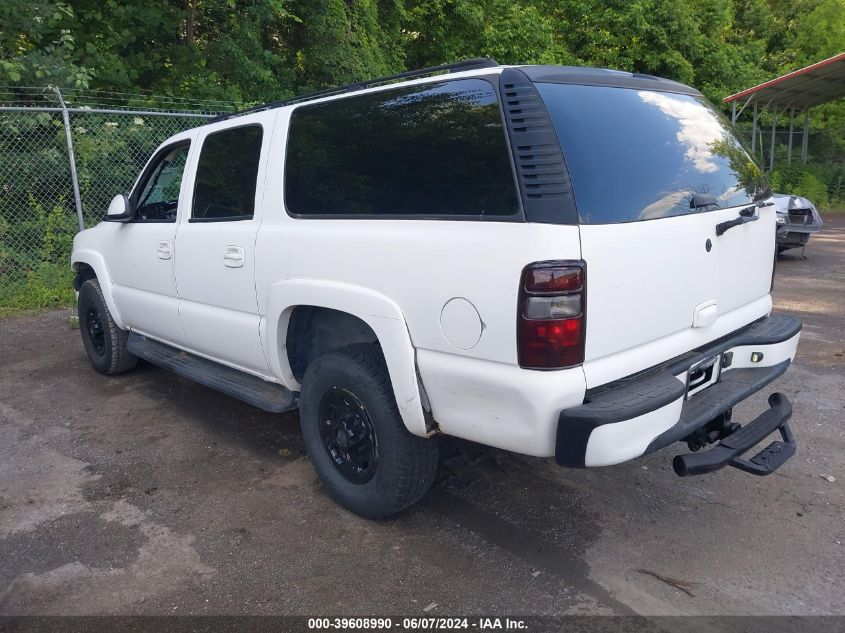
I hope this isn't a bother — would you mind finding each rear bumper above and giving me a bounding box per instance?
[555,312,801,469]
[777,210,823,241]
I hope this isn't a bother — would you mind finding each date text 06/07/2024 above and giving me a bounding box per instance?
[307,617,528,630]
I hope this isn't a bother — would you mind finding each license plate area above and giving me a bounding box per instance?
[686,355,721,399]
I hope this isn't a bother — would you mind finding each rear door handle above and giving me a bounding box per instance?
[716,205,759,236]
[157,241,173,260]
[223,245,245,268]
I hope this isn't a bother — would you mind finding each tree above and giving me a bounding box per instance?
[0,1,92,87]
[286,0,405,90]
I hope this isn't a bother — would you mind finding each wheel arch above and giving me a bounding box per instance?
[71,249,126,329]
[263,279,429,437]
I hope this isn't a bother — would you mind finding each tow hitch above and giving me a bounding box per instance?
[673,393,795,477]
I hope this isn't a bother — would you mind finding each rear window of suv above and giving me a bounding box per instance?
[536,83,767,224]
[284,78,519,218]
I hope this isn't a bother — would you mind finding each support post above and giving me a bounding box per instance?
[731,101,737,124]
[801,109,810,164]
[751,102,758,155]
[769,107,778,171]
[788,107,795,164]
[54,87,85,231]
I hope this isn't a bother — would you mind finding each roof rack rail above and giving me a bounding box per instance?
[210,57,500,122]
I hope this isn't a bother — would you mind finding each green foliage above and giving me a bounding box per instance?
[1,0,843,109]
[287,0,405,90]
[0,1,93,87]
[770,164,842,208]
[0,110,208,315]
[0,261,75,317]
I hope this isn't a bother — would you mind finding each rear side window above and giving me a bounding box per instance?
[536,83,768,224]
[284,79,519,218]
[192,125,263,221]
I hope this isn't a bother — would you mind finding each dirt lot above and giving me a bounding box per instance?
[1,216,843,616]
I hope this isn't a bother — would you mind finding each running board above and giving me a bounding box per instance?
[127,333,297,413]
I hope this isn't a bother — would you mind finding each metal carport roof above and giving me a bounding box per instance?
[722,52,845,167]
[723,52,845,110]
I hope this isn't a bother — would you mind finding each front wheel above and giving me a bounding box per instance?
[299,344,437,518]
[77,278,137,375]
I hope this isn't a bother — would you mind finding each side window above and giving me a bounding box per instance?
[134,142,189,222]
[284,79,519,217]
[191,125,263,221]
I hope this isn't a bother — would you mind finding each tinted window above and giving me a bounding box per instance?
[285,79,519,217]
[134,143,189,222]
[537,83,768,224]
[192,125,263,220]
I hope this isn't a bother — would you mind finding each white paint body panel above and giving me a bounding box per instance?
[71,223,125,329]
[109,221,184,345]
[415,349,585,456]
[580,206,777,388]
[70,66,795,467]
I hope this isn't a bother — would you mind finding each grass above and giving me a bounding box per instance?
[0,263,76,318]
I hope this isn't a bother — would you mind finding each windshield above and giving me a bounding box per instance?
[536,83,769,224]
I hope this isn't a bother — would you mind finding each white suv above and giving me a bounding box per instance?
[71,59,802,518]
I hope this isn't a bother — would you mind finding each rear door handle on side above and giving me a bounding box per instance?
[223,245,245,268]
[157,241,173,260]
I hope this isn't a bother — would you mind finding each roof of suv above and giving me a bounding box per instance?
[518,65,701,96]
[211,61,702,123]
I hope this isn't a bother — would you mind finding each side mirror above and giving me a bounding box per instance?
[106,194,133,222]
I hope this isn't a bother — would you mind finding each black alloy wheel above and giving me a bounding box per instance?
[318,387,379,484]
[85,306,106,357]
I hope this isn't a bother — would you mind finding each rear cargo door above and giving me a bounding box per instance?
[537,82,775,386]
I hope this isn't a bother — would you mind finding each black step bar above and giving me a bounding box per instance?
[127,333,297,413]
[673,393,795,477]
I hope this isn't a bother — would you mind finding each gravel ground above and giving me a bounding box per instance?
[0,215,842,616]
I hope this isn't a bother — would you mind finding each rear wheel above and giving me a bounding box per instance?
[78,279,137,375]
[299,344,437,518]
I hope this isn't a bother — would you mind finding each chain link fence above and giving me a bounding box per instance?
[0,87,232,304]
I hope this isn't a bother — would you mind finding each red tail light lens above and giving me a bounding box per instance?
[517,261,585,369]
[525,267,583,293]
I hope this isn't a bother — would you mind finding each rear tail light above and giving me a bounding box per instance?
[518,261,586,369]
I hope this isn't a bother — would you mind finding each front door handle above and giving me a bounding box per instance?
[223,245,245,268]
[157,241,173,260]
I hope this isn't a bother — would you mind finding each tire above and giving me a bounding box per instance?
[77,278,138,375]
[299,344,437,518]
